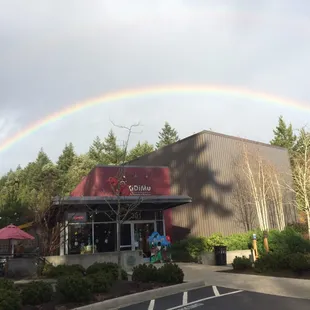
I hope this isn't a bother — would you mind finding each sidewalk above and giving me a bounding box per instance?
[177,263,310,300]
[14,278,57,285]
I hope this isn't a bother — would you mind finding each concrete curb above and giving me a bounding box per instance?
[73,280,205,310]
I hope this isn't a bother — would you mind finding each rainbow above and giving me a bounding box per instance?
[0,84,309,153]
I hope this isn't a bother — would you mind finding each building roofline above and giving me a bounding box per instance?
[127,130,287,164]
[53,195,192,209]
[200,130,287,151]
[94,165,169,169]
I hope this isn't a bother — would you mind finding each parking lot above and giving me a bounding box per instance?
[120,285,310,310]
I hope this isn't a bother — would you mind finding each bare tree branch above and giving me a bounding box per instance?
[285,127,310,239]
[234,142,289,231]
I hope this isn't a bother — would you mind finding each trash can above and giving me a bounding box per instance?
[214,246,227,266]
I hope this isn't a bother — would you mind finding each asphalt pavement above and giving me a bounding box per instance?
[119,285,310,310]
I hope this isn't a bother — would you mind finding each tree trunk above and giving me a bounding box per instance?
[306,210,310,240]
[116,204,122,280]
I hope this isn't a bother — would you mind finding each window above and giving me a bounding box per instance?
[94,211,116,222]
[94,223,116,252]
[68,224,92,254]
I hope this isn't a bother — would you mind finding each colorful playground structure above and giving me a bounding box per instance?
[147,231,172,263]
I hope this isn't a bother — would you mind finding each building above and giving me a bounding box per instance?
[129,130,297,240]
[56,166,191,258]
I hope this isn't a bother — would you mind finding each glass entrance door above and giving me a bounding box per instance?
[120,223,132,251]
[133,222,155,257]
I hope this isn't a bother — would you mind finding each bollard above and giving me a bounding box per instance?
[263,230,269,253]
[252,234,258,259]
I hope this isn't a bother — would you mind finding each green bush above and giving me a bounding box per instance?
[286,222,308,236]
[184,236,208,258]
[170,239,197,262]
[225,232,252,251]
[171,235,225,262]
[0,289,21,310]
[171,226,310,265]
[21,281,53,306]
[132,264,159,283]
[256,228,310,255]
[287,253,310,274]
[87,272,113,293]
[232,256,252,270]
[86,262,127,280]
[70,264,86,275]
[205,233,227,252]
[254,252,289,272]
[57,275,92,303]
[42,263,85,278]
[158,263,184,284]
[0,279,15,291]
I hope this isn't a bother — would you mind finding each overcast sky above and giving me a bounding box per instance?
[0,0,310,174]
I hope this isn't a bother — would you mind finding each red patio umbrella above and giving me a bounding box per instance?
[0,224,34,256]
[0,224,34,240]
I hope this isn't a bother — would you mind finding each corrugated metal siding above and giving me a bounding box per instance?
[129,131,296,240]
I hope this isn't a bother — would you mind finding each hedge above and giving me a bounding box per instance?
[171,225,310,262]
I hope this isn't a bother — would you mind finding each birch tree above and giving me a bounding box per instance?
[268,167,286,231]
[289,128,310,239]
[232,171,256,231]
[238,144,288,231]
[241,145,270,230]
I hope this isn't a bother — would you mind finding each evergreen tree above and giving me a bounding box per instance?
[156,122,179,149]
[103,130,124,164]
[57,143,76,174]
[66,154,97,191]
[128,141,154,161]
[36,148,51,167]
[88,136,106,164]
[270,116,297,152]
[20,149,51,192]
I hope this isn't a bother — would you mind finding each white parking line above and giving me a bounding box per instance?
[148,299,155,310]
[166,290,243,310]
[182,291,188,305]
[212,285,220,296]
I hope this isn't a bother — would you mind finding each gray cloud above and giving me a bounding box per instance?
[0,0,310,173]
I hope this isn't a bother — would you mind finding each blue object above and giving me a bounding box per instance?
[148,231,171,247]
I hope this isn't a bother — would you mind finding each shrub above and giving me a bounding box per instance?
[232,256,252,270]
[42,264,85,278]
[70,264,86,275]
[0,289,21,310]
[87,272,113,293]
[254,252,289,272]
[21,281,53,306]
[0,278,15,291]
[205,233,227,252]
[170,239,198,262]
[184,236,208,259]
[86,262,127,280]
[286,222,308,236]
[158,263,184,284]
[287,253,310,274]
[258,228,310,255]
[225,232,252,251]
[171,235,226,262]
[41,263,54,277]
[132,264,159,283]
[57,275,92,303]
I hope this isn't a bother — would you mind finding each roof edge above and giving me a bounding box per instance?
[200,130,288,151]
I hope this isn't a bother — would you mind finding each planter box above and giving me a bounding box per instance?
[201,249,253,265]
